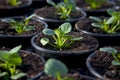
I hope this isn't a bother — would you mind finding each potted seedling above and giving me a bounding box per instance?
[0,0,32,17]
[0,45,45,80]
[34,0,86,29]
[74,0,115,16]
[39,58,95,80]
[31,22,98,68]
[75,9,120,46]
[86,47,120,80]
[0,14,48,48]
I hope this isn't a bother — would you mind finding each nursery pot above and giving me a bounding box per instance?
[34,7,86,30]
[75,18,120,47]
[75,0,116,16]
[31,32,99,69]
[0,0,32,17]
[0,16,48,49]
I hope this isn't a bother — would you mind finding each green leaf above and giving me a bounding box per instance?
[1,18,16,23]
[44,58,68,78]
[40,38,49,46]
[112,60,120,65]
[71,37,83,41]
[0,51,10,62]
[0,72,8,77]
[107,9,114,16]
[9,45,22,54]
[8,53,22,66]
[62,76,74,80]
[91,23,101,28]
[89,16,102,22]
[59,22,72,34]
[11,73,27,80]
[99,47,118,54]
[106,16,115,24]
[24,26,35,31]
[47,0,56,6]
[43,29,55,36]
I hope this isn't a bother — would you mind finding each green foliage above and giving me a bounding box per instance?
[89,9,120,34]
[44,58,74,80]
[85,0,107,9]
[2,15,35,33]
[0,45,27,80]
[6,0,22,6]
[99,47,120,65]
[47,0,76,20]
[40,22,83,50]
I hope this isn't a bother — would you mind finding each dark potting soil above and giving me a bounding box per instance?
[90,46,120,80]
[34,32,98,53]
[34,6,84,20]
[74,0,115,10]
[0,18,45,36]
[0,0,30,9]
[39,72,94,80]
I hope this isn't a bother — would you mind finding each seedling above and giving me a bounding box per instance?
[6,0,22,6]
[40,22,83,50]
[0,45,27,80]
[89,9,120,34]
[1,14,35,33]
[85,0,107,9]
[44,58,74,80]
[99,47,120,65]
[47,0,76,20]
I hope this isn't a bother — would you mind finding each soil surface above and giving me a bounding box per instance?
[0,17,46,36]
[34,32,98,53]
[90,46,120,80]
[34,6,84,20]
[0,0,31,9]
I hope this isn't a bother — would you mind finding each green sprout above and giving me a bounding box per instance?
[40,22,83,51]
[89,9,120,34]
[0,45,27,80]
[99,47,120,65]
[1,14,35,33]
[44,58,74,80]
[85,0,107,9]
[47,0,76,20]
[6,0,22,6]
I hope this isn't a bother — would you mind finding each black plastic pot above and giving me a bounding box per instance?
[86,52,106,80]
[34,7,86,30]
[31,32,99,69]
[0,0,32,18]
[75,18,120,47]
[0,16,48,49]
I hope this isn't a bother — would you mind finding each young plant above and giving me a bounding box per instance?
[40,22,83,50]
[44,58,74,80]
[47,0,76,20]
[99,47,120,65]
[85,0,107,9]
[1,14,35,33]
[0,45,27,80]
[6,0,22,6]
[89,9,120,34]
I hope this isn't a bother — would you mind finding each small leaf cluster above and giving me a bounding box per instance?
[85,0,107,9]
[89,9,120,34]
[40,22,83,51]
[47,0,76,20]
[0,45,27,80]
[6,0,22,6]
[2,15,35,33]
[99,47,120,65]
[44,58,74,80]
